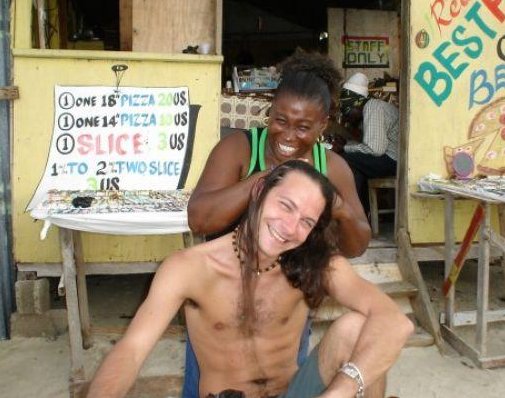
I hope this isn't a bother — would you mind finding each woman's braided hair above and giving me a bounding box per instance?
[276,49,342,120]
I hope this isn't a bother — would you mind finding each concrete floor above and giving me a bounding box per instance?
[2,259,505,397]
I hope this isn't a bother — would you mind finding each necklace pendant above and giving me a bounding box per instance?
[257,269,261,276]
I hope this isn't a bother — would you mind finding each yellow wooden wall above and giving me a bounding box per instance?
[11,2,222,263]
[408,0,504,243]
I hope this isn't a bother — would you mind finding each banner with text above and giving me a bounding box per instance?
[28,85,199,210]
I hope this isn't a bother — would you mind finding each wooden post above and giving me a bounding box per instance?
[395,0,411,237]
[59,228,85,385]
[119,0,133,51]
[498,204,505,295]
[73,230,92,349]
[35,0,48,49]
[476,203,490,356]
[444,194,455,328]
[215,0,223,55]
[397,228,444,349]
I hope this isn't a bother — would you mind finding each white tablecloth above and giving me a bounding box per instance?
[30,209,190,238]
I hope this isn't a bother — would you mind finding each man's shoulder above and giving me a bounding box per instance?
[365,98,398,113]
[328,254,349,267]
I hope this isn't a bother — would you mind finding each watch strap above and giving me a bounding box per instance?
[338,361,365,398]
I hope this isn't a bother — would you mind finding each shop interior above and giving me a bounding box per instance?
[42,1,401,81]
[35,0,403,234]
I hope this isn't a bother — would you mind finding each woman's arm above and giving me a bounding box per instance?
[326,152,371,257]
[188,132,267,235]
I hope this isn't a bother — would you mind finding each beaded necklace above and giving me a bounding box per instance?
[232,228,280,276]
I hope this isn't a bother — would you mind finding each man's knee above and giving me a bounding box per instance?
[323,311,367,348]
[318,311,367,379]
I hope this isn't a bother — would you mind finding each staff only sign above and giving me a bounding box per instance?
[342,35,390,68]
[27,85,199,209]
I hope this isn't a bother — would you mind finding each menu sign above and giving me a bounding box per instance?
[27,85,199,210]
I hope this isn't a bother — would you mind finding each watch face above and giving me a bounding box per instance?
[342,364,358,379]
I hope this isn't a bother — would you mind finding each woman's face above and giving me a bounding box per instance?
[267,93,328,162]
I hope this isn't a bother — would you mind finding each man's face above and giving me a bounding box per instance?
[257,171,326,260]
[339,90,365,126]
[267,94,328,162]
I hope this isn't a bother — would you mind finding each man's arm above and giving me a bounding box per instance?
[321,256,414,397]
[188,132,267,235]
[87,253,191,397]
[326,152,371,257]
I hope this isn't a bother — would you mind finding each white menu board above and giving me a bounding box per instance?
[28,85,199,210]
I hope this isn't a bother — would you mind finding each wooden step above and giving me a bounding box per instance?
[309,319,434,350]
[381,280,418,298]
[313,280,418,322]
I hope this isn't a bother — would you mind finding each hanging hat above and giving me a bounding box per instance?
[342,73,369,98]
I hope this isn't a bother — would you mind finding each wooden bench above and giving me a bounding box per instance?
[368,177,396,236]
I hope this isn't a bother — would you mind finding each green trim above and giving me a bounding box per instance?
[258,128,268,171]
[247,128,259,177]
[319,143,327,176]
[312,144,320,172]
[248,128,327,177]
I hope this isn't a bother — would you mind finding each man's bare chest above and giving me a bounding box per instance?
[185,277,306,333]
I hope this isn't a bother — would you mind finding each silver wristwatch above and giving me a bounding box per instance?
[338,362,365,398]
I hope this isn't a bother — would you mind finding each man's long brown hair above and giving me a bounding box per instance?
[235,160,337,333]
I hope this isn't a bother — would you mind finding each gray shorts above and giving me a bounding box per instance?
[278,345,326,398]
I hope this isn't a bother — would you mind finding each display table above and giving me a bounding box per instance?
[29,190,200,390]
[415,178,505,368]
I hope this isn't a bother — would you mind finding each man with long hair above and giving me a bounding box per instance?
[87,160,412,398]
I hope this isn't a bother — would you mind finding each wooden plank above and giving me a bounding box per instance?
[0,86,19,100]
[350,247,397,264]
[73,231,92,349]
[215,0,223,55]
[35,0,47,49]
[444,194,455,327]
[397,228,444,349]
[499,204,505,295]
[314,295,414,322]
[412,242,502,262]
[396,0,410,235]
[476,203,491,356]
[352,262,403,284]
[440,309,505,327]
[442,203,484,296]
[441,324,482,366]
[119,0,133,51]
[310,319,433,349]
[59,228,85,384]
[18,261,160,276]
[56,0,67,49]
[132,0,217,54]
[441,325,505,369]
[380,281,418,298]
[369,180,380,236]
[407,327,435,347]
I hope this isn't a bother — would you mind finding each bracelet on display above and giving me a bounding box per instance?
[338,361,365,398]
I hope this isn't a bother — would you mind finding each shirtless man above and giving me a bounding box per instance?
[87,161,413,398]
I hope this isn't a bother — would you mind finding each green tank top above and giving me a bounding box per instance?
[246,127,327,177]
